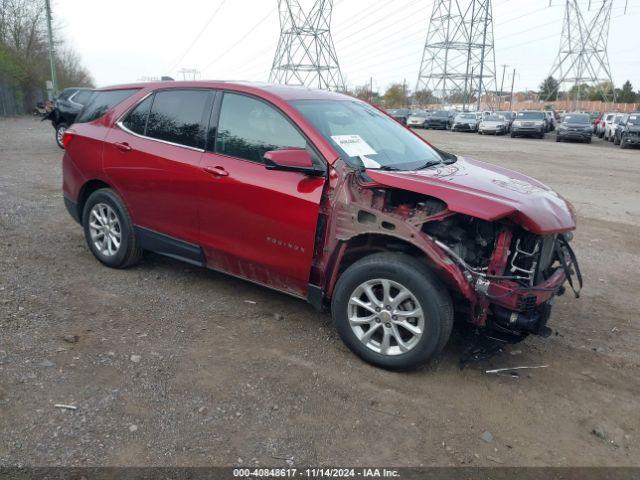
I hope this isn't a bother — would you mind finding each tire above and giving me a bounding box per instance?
[82,188,143,269]
[620,138,628,149]
[510,132,516,138]
[55,123,68,149]
[331,252,453,371]
[586,137,592,144]
[538,133,544,139]
[556,136,561,142]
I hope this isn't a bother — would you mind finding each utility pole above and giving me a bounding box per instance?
[269,0,344,91]
[45,0,58,95]
[509,68,516,111]
[369,77,373,103]
[403,78,407,107]
[499,64,508,108]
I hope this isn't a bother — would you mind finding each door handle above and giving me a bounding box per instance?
[203,166,229,177]
[114,141,132,152]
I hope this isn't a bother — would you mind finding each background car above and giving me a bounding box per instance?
[451,112,479,132]
[424,109,454,129]
[44,87,94,148]
[385,108,411,125]
[544,111,556,132]
[599,112,616,139]
[478,114,508,135]
[615,112,640,148]
[406,110,430,128]
[511,111,546,139]
[607,115,624,142]
[495,111,516,132]
[556,112,593,143]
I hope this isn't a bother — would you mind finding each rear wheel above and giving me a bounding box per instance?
[332,253,453,370]
[55,123,68,149]
[556,136,561,142]
[82,188,143,269]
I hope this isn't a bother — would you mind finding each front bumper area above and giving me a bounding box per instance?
[512,126,544,136]
[557,129,591,141]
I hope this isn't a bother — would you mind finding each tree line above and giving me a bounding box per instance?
[0,0,93,114]
[347,77,639,108]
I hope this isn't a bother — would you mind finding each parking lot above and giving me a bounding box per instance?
[1,116,639,467]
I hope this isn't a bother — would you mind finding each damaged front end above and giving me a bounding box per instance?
[319,157,582,344]
[425,218,582,338]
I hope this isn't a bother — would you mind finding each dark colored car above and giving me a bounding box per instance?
[424,110,454,129]
[615,112,640,149]
[556,113,593,143]
[451,112,480,132]
[385,108,411,125]
[511,111,546,139]
[45,87,94,148]
[61,81,581,370]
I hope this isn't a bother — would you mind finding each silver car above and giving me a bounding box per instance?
[478,115,508,135]
[406,110,430,128]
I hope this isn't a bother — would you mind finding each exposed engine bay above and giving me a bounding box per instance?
[321,165,582,348]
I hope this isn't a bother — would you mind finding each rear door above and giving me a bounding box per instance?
[198,91,326,296]
[104,89,214,244]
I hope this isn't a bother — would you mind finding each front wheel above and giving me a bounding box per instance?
[331,253,453,370]
[82,188,143,269]
[55,123,68,149]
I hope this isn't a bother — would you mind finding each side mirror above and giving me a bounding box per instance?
[264,148,325,177]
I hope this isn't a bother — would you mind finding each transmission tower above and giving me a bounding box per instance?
[416,0,497,108]
[547,0,615,103]
[269,0,345,91]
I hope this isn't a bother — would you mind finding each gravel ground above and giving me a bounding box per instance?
[0,117,639,467]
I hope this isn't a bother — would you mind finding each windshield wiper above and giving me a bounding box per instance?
[415,160,444,170]
[377,165,401,171]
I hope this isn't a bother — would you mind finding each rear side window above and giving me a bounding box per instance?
[215,92,306,163]
[75,89,139,123]
[121,95,153,135]
[71,90,93,105]
[145,90,212,149]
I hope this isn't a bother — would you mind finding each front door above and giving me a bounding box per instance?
[199,92,325,297]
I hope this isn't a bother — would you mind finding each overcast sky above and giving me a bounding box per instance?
[54,0,640,93]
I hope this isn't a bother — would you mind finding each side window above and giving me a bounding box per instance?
[122,95,153,135]
[71,90,93,106]
[146,90,211,149]
[75,89,140,123]
[215,92,307,163]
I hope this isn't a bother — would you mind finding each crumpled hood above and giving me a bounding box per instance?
[366,157,576,234]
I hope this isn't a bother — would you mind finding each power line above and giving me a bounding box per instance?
[168,0,228,73]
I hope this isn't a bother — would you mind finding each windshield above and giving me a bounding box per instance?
[517,112,545,120]
[563,114,590,124]
[433,110,450,117]
[410,110,428,117]
[292,100,447,171]
[628,114,640,126]
[485,115,504,121]
[457,113,476,119]
[496,112,512,119]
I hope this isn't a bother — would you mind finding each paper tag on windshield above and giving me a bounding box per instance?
[331,135,377,157]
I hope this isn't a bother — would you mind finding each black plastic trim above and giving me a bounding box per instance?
[135,226,206,267]
[307,284,325,311]
[64,197,81,224]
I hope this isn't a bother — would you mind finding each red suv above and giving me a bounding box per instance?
[62,81,581,370]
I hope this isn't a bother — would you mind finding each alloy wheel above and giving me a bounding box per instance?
[347,279,425,356]
[88,203,122,257]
